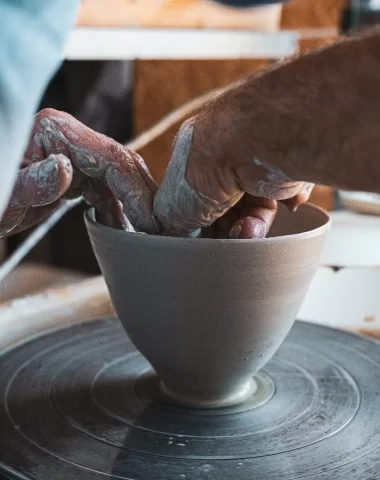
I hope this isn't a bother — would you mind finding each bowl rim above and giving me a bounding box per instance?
[85,203,330,246]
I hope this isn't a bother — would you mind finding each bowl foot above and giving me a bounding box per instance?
[135,370,275,413]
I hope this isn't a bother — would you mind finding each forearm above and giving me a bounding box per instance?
[192,27,380,194]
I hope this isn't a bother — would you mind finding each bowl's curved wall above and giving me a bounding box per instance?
[85,204,330,408]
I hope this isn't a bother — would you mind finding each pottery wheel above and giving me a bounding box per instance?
[0,318,380,479]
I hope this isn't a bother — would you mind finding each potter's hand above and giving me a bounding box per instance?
[0,154,73,238]
[154,117,313,239]
[155,26,380,238]
[0,109,159,238]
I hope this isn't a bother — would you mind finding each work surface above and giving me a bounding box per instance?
[0,318,379,479]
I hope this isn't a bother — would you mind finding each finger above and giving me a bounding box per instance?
[280,183,314,212]
[0,208,25,238]
[10,154,72,209]
[22,111,71,167]
[78,148,159,234]
[154,118,242,237]
[230,197,278,239]
[82,178,130,231]
[30,109,159,234]
[24,109,84,199]
[0,155,72,238]
[213,204,242,239]
[98,151,159,234]
[132,151,158,195]
[0,201,63,238]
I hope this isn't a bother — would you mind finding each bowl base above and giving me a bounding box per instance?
[135,370,275,413]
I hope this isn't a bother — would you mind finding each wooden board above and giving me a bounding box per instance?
[0,276,114,352]
[281,0,346,29]
[77,0,282,30]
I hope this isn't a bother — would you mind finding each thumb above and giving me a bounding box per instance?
[9,154,73,209]
[154,118,241,237]
[229,197,278,239]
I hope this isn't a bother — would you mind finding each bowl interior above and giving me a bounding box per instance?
[86,203,329,242]
[267,203,329,238]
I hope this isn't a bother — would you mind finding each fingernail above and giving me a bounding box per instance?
[239,218,267,239]
[291,204,298,213]
[251,221,267,238]
[230,222,242,239]
[252,221,266,238]
[230,219,268,239]
[56,154,71,171]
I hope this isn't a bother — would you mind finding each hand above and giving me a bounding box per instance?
[0,109,160,238]
[0,154,73,237]
[154,117,314,239]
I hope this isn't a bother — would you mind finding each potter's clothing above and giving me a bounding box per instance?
[0,0,79,221]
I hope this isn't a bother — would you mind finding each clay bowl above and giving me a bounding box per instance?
[85,204,330,409]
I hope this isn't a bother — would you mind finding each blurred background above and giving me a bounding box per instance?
[2,0,380,338]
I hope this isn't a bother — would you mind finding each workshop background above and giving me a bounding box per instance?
[2,0,379,337]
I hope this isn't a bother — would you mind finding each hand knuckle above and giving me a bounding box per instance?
[37,108,60,120]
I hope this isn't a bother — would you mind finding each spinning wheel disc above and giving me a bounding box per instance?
[0,318,379,479]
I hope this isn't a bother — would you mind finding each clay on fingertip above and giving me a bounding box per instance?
[229,222,242,239]
[230,217,267,239]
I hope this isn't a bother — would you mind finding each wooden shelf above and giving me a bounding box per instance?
[64,27,298,60]
[70,0,294,60]
[77,0,283,30]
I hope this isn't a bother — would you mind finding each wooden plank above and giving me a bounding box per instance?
[65,28,297,60]
[0,276,114,352]
[282,0,345,59]
[0,264,86,304]
[77,0,282,30]
[281,0,346,29]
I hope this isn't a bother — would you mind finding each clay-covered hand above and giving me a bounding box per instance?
[156,27,380,238]
[0,154,73,238]
[0,109,160,238]
[154,117,313,239]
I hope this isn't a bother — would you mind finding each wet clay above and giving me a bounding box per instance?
[86,203,330,408]
[25,109,159,234]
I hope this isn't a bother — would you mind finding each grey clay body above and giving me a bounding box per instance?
[85,204,330,408]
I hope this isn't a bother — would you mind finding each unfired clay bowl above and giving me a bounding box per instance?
[85,204,330,408]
